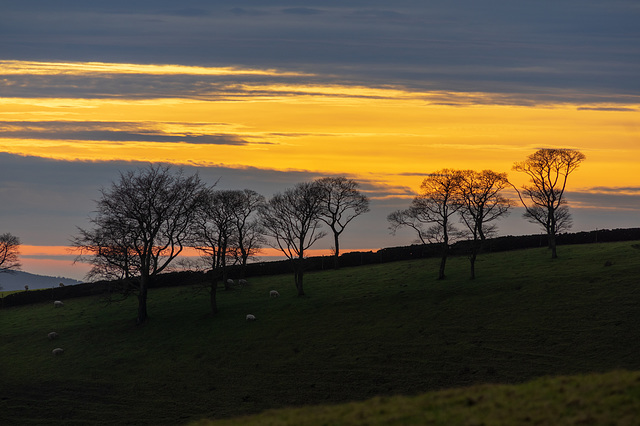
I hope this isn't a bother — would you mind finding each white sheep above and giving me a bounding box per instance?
[269,290,280,298]
[246,314,256,321]
[239,279,248,286]
[226,279,235,286]
[52,348,64,356]
[48,332,59,340]
[53,300,64,308]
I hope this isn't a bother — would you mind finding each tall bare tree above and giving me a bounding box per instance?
[229,189,266,277]
[192,189,240,315]
[457,170,512,279]
[73,164,209,324]
[388,170,464,280]
[0,233,21,280]
[315,176,370,268]
[260,182,326,296]
[512,148,586,259]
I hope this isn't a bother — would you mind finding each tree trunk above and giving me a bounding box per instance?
[221,255,230,290]
[549,232,558,259]
[240,253,248,279]
[333,232,340,269]
[469,252,477,280]
[438,241,448,280]
[438,255,447,280]
[295,257,305,296]
[469,236,482,280]
[548,210,558,259]
[136,275,149,324]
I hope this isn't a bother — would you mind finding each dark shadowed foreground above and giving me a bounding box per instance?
[1,241,639,425]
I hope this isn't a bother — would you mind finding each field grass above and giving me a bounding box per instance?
[1,241,639,425]
[192,370,640,425]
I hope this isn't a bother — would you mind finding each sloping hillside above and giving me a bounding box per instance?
[1,241,639,425]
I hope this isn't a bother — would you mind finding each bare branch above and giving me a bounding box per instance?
[512,148,585,258]
[260,182,326,295]
[0,233,21,274]
[71,164,210,323]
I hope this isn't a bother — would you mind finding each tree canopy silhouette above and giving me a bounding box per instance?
[388,170,464,280]
[316,176,370,269]
[0,233,21,277]
[512,148,586,259]
[73,164,209,324]
[457,170,512,279]
[260,182,326,296]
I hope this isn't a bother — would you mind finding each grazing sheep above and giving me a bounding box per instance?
[269,290,280,298]
[238,279,248,286]
[53,300,64,308]
[52,348,64,356]
[48,332,59,340]
[246,314,256,321]
[226,279,235,286]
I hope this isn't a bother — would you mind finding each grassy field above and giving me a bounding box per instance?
[193,370,640,425]
[1,241,639,425]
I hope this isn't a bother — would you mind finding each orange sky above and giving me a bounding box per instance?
[1,61,638,191]
[2,61,639,280]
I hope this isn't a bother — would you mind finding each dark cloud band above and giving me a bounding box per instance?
[0,121,249,145]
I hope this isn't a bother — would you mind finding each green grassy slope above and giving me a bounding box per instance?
[193,370,640,425]
[1,241,639,425]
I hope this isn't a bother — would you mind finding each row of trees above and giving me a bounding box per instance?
[72,168,370,323]
[388,148,586,279]
[2,148,584,323]
[388,169,512,280]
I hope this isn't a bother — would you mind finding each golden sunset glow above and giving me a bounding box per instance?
[20,245,336,259]
[0,60,312,77]
[2,0,639,287]
[1,61,639,196]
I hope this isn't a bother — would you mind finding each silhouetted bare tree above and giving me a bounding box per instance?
[73,164,209,324]
[316,176,370,268]
[0,233,21,284]
[388,170,464,280]
[228,189,266,277]
[457,170,512,279]
[512,148,586,259]
[260,182,326,296]
[192,189,240,315]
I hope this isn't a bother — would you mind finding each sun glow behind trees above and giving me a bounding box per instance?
[1,60,639,279]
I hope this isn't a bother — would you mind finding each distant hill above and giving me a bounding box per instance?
[0,271,82,291]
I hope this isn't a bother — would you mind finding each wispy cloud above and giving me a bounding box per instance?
[566,188,640,211]
[282,8,324,16]
[0,60,311,77]
[2,2,638,100]
[0,121,251,145]
[577,107,638,112]
[580,186,640,196]
[3,60,639,107]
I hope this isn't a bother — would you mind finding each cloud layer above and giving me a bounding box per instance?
[1,1,639,279]
[2,2,639,101]
[0,121,249,145]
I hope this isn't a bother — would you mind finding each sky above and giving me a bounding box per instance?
[0,1,639,281]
